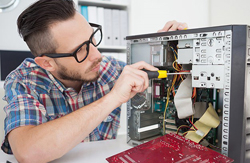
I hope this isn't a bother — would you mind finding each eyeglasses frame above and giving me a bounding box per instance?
[37,23,102,63]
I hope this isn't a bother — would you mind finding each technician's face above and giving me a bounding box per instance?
[50,12,102,82]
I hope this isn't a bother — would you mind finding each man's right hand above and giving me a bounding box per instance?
[110,61,158,105]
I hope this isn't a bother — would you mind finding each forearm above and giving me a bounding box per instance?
[9,92,121,163]
[9,61,157,163]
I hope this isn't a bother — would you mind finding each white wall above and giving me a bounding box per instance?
[0,0,38,51]
[0,0,211,50]
[128,0,210,35]
[210,0,250,26]
[0,0,80,51]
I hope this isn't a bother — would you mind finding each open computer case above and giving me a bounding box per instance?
[126,25,250,163]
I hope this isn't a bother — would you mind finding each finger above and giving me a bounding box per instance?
[119,69,145,93]
[133,69,149,91]
[124,66,149,91]
[128,72,146,93]
[169,22,181,31]
[130,61,158,71]
[159,20,177,32]
[163,20,177,31]
[157,29,164,33]
[122,65,149,91]
[177,23,188,30]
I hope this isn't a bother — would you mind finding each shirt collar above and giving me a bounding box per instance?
[45,71,67,93]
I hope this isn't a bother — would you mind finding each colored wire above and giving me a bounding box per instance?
[182,130,195,136]
[163,74,177,135]
[170,46,183,72]
[209,144,221,150]
[164,46,190,135]
[192,87,196,98]
[176,125,190,135]
[163,88,170,135]
[172,61,181,71]
[170,46,178,59]
[182,116,196,136]
[179,70,190,73]
[189,116,198,130]
[172,86,175,96]
[172,47,179,56]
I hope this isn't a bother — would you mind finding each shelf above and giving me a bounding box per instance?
[98,45,126,52]
[98,45,126,50]
[78,0,128,9]
[78,0,129,52]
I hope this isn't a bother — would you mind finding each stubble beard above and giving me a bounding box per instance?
[57,58,102,83]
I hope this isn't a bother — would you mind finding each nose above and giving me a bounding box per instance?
[87,44,102,61]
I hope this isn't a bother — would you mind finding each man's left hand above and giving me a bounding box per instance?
[157,20,188,32]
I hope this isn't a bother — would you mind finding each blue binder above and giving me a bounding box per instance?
[81,6,88,22]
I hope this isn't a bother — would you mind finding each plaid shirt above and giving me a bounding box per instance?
[1,56,125,154]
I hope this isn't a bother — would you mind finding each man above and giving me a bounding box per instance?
[1,0,187,162]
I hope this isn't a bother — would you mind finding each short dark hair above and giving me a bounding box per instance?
[17,0,76,57]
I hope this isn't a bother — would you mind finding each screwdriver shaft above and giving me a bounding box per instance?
[167,72,191,75]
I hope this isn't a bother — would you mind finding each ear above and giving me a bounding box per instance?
[34,57,56,72]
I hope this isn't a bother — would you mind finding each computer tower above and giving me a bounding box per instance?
[126,25,250,163]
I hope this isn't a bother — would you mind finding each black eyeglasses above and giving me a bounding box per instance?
[38,23,102,63]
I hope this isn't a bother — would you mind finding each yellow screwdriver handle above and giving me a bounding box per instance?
[158,70,167,78]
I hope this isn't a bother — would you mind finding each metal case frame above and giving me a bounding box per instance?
[126,25,250,163]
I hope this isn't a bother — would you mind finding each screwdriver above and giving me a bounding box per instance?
[142,69,191,79]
